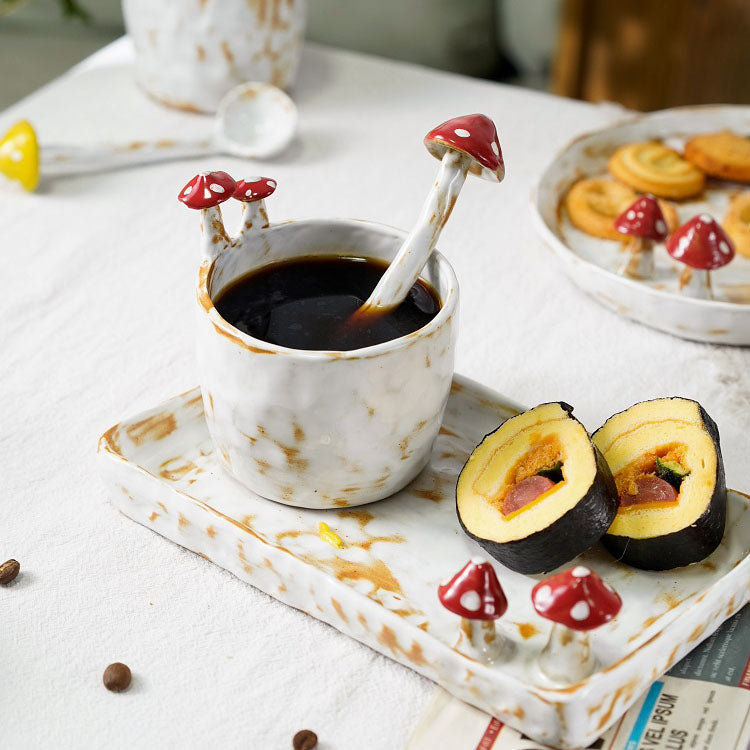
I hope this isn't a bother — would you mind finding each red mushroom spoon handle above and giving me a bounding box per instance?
[358,149,468,313]
[358,114,504,314]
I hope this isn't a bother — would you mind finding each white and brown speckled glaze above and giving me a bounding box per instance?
[123,0,306,113]
[97,377,750,749]
[196,218,459,508]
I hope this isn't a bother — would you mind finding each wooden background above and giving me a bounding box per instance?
[552,0,750,111]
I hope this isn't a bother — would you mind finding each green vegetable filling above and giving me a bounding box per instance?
[655,457,690,490]
[536,461,564,483]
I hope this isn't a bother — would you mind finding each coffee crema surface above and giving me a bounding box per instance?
[213,256,441,351]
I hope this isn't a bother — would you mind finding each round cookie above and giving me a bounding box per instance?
[685,131,750,183]
[609,142,705,199]
[564,178,678,241]
[565,178,637,239]
[723,191,750,258]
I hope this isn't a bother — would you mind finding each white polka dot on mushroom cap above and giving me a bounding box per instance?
[720,241,732,255]
[626,210,636,220]
[267,179,276,188]
[245,189,254,197]
[570,600,590,621]
[699,213,712,223]
[491,141,499,156]
[183,185,193,195]
[203,188,211,200]
[209,183,225,193]
[656,220,666,234]
[454,128,471,138]
[571,566,590,578]
[247,176,261,182]
[534,585,553,608]
[460,590,481,611]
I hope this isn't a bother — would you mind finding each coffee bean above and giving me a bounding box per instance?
[0,559,20,585]
[292,729,318,750]
[102,662,132,692]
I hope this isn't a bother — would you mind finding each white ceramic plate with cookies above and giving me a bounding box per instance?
[532,105,750,345]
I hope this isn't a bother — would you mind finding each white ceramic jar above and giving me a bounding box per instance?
[195,217,459,508]
[123,0,306,113]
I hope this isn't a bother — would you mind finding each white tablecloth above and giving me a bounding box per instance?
[2,38,748,750]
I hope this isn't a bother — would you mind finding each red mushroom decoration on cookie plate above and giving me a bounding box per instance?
[178,170,237,261]
[358,114,504,314]
[614,195,668,279]
[438,558,509,661]
[234,176,277,232]
[666,214,735,299]
[532,566,621,683]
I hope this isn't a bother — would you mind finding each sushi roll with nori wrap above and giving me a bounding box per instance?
[456,402,619,574]
[592,398,726,571]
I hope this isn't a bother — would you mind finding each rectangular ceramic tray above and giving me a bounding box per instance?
[97,375,750,749]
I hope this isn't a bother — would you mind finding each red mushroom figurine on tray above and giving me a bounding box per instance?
[532,566,621,683]
[178,170,237,261]
[614,195,668,279]
[233,176,277,232]
[666,214,735,299]
[438,558,509,661]
[358,114,504,315]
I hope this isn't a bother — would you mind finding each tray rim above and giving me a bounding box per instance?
[97,375,750,747]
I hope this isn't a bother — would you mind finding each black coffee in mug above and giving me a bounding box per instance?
[213,256,441,351]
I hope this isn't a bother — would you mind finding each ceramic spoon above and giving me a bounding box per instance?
[0,82,297,191]
[356,114,505,315]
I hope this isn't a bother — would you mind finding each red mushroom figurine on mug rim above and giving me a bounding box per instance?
[614,194,668,280]
[178,170,237,260]
[233,176,277,231]
[666,214,735,299]
[532,566,621,683]
[438,558,509,661]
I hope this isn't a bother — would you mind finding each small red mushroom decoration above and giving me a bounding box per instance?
[666,214,735,299]
[178,170,237,261]
[233,176,277,231]
[532,566,621,682]
[359,114,504,313]
[614,195,668,279]
[438,558,508,661]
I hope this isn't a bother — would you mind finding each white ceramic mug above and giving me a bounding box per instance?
[195,215,458,508]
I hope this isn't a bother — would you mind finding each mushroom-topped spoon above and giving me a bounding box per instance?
[614,195,668,279]
[0,83,296,191]
[666,214,735,299]
[438,558,508,662]
[532,566,621,683]
[357,114,504,314]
